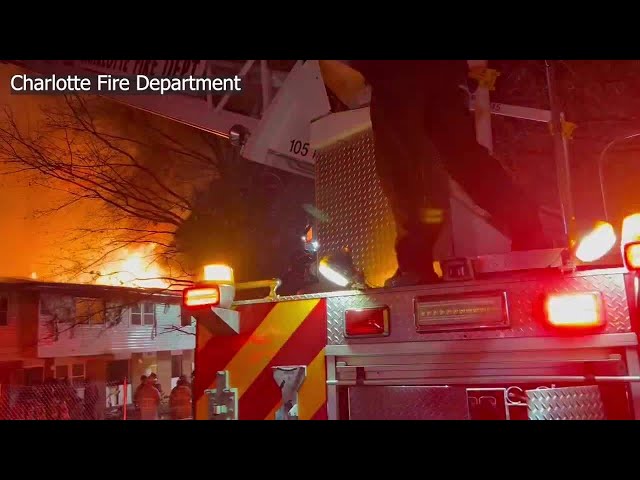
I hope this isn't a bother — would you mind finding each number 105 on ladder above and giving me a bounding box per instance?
[287,138,316,162]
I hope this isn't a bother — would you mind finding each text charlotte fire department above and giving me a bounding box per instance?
[10,74,243,95]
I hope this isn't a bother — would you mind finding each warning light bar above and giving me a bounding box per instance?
[344,306,390,338]
[544,292,605,329]
[183,286,220,309]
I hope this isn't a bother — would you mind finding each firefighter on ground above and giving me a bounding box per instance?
[326,60,551,287]
[149,372,163,395]
[169,375,192,420]
[134,374,147,408]
[135,375,161,420]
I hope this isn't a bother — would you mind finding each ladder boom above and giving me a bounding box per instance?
[7,59,326,178]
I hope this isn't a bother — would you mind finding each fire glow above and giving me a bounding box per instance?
[94,246,168,289]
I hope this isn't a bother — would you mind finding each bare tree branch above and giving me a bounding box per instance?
[0,94,226,285]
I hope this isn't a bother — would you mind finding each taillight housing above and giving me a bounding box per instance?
[624,241,640,271]
[543,292,605,330]
[344,306,390,338]
[183,285,220,309]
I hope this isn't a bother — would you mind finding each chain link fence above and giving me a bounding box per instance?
[0,379,193,420]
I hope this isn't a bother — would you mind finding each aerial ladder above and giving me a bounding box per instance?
[8,59,640,420]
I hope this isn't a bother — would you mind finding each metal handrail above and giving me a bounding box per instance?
[545,60,575,247]
[235,278,282,300]
[328,375,640,386]
[598,132,640,222]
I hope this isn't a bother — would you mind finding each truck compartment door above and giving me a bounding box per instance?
[347,386,470,420]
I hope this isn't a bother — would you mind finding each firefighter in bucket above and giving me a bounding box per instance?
[322,60,551,288]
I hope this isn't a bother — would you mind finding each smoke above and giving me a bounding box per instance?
[0,64,92,280]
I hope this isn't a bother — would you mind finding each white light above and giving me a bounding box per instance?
[203,264,234,283]
[622,213,640,244]
[318,262,350,287]
[575,222,617,262]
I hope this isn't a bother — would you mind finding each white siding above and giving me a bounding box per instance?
[37,296,194,358]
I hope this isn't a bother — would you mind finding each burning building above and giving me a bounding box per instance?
[0,277,193,419]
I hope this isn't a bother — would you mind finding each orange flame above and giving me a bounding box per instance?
[94,245,168,289]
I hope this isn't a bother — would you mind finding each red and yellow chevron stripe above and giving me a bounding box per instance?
[193,298,328,420]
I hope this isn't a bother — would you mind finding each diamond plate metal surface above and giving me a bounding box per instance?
[315,129,398,287]
[326,270,631,344]
[527,386,606,420]
[348,386,470,420]
[314,128,513,287]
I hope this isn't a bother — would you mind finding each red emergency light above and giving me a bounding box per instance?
[543,292,605,330]
[344,306,390,338]
[183,285,220,309]
[624,241,640,271]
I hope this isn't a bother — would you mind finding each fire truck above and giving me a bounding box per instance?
[10,60,640,420]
